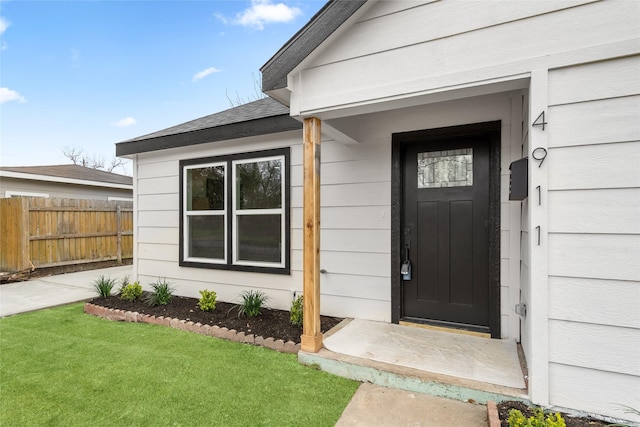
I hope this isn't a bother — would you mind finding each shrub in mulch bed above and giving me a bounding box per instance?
[497,401,625,427]
[87,293,342,347]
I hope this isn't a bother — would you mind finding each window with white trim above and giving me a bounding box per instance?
[180,148,289,274]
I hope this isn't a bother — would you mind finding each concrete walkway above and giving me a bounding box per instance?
[0,265,489,426]
[337,383,488,426]
[0,265,132,317]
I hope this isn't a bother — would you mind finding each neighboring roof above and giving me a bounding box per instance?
[0,164,132,188]
[260,0,367,94]
[116,97,302,156]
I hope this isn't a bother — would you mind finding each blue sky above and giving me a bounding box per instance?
[0,0,325,173]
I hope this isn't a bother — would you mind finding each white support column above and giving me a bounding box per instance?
[528,69,550,406]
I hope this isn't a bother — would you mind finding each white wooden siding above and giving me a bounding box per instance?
[547,96,640,148]
[314,1,596,66]
[549,276,640,329]
[549,234,640,282]
[133,133,303,312]
[548,55,640,105]
[545,55,640,420]
[291,1,639,116]
[548,189,640,234]
[547,141,640,190]
[549,320,640,376]
[548,364,640,421]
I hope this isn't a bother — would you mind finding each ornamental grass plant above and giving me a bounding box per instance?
[93,275,115,298]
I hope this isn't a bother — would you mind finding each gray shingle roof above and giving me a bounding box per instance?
[116,97,301,156]
[0,164,132,186]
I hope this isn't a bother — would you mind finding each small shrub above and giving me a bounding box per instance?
[94,275,115,298]
[198,289,217,312]
[290,294,303,327]
[144,278,174,306]
[508,407,566,427]
[235,290,268,317]
[120,282,143,302]
[117,275,130,294]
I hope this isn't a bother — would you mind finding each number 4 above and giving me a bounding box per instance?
[532,111,547,131]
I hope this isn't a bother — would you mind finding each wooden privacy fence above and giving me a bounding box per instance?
[0,197,133,272]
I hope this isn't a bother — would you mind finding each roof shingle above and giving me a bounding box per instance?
[0,164,132,186]
[115,97,300,156]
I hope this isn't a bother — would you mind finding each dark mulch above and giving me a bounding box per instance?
[88,293,343,344]
[497,401,619,427]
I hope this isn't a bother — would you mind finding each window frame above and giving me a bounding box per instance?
[179,148,290,275]
[182,161,227,265]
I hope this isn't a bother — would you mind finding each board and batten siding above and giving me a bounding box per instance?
[544,56,640,421]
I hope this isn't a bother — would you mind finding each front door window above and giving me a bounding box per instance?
[417,148,473,188]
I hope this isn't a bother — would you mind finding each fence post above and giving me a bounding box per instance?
[116,204,122,264]
[0,197,30,272]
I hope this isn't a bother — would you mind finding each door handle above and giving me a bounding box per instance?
[402,227,411,280]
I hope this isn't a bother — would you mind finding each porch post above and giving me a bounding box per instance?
[301,117,323,353]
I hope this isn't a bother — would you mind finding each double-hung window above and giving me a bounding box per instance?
[180,148,289,274]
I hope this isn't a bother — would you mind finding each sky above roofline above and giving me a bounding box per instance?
[0,0,326,175]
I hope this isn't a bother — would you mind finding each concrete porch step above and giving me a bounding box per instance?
[299,318,529,406]
[299,347,528,406]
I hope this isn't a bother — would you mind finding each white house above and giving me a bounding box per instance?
[116,0,640,422]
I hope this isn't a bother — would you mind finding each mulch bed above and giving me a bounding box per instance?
[88,293,342,345]
[497,401,619,427]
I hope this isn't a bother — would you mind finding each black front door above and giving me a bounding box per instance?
[401,133,491,331]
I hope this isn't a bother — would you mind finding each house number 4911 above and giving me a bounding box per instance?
[532,111,548,131]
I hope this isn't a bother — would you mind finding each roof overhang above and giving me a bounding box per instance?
[260,0,367,101]
[0,170,133,190]
[116,114,302,157]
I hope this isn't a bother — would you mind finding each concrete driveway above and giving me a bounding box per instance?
[0,265,132,317]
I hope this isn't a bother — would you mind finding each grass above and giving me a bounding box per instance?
[0,304,359,426]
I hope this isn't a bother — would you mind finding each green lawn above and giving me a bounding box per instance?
[0,304,359,426]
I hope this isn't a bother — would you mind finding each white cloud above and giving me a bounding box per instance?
[113,117,136,127]
[0,87,27,104]
[235,0,301,30]
[213,13,229,25]
[192,67,221,82]
[0,17,10,35]
[1,16,10,49]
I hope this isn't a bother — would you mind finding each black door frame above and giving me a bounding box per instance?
[391,121,501,338]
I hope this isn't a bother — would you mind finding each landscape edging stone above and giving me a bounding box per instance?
[83,303,300,354]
